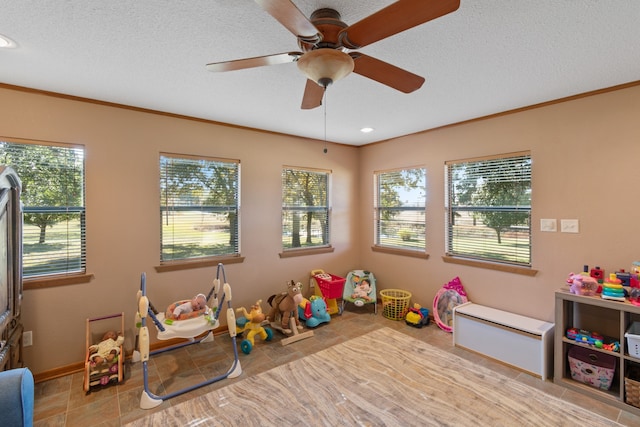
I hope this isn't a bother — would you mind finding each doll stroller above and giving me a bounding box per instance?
[341,270,377,314]
[83,312,125,393]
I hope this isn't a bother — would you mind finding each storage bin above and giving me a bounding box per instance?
[625,322,640,358]
[625,375,640,407]
[380,289,411,320]
[568,346,616,390]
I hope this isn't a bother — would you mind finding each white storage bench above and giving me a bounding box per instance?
[453,302,554,379]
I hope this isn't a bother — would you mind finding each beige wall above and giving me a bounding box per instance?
[359,84,640,323]
[0,87,360,374]
[1,83,639,376]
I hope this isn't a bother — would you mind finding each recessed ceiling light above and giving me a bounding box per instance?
[0,34,17,48]
[360,127,374,133]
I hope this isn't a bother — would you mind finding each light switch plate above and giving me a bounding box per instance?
[561,219,579,233]
[540,219,557,232]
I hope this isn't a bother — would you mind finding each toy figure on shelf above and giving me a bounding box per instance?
[566,272,598,296]
[602,341,620,352]
[565,327,621,353]
[630,287,640,306]
[236,299,273,354]
[601,273,625,301]
[566,327,603,347]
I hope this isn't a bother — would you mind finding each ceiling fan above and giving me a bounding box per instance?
[206,0,460,109]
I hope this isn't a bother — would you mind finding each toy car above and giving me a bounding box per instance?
[405,305,430,328]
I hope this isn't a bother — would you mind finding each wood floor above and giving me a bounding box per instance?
[33,305,640,426]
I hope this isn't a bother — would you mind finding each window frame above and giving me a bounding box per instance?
[280,166,332,258]
[0,137,91,288]
[157,152,242,271]
[444,151,534,273]
[372,166,428,258]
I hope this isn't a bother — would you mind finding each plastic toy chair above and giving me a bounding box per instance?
[341,270,377,314]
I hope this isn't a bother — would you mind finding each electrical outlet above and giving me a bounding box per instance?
[23,330,33,347]
[561,219,579,233]
[540,219,557,232]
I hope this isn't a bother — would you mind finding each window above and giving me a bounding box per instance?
[282,167,330,251]
[445,151,531,267]
[374,167,426,252]
[160,153,240,263]
[0,139,86,278]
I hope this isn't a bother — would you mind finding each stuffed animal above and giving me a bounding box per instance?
[267,281,304,334]
[567,272,598,296]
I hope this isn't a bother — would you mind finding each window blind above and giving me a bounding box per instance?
[0,140,86,278]
[160,153,240,262]
[281,167,330,250]
[374,168,426,251]
[446,152,531,266]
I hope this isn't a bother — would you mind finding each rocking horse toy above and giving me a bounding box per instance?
[267,280,314,345]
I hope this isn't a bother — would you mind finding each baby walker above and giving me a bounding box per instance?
[136,263,242,409]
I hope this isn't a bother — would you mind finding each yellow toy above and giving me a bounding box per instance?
[236,300,273,354]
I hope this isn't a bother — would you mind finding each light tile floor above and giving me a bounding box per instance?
[33,305,640,426]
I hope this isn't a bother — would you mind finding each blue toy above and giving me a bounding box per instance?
[566,327,603,347]
[298,295,331,328]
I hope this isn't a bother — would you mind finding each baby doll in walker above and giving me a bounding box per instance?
[89,330,125,365]
[167,293,208,320]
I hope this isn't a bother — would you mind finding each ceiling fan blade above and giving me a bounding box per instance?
[206,52,302,72]
[255,0,322,44]
[351,53,425,93]
[301,79,325,110]
[339,0,460,49]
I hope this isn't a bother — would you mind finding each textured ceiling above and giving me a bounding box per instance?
[1,1,639,146]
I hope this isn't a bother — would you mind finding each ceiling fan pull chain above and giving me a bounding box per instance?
[323,89,328,154]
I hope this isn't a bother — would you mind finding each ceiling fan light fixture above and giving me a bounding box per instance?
[0,34,17,48]
[297,48,354,88]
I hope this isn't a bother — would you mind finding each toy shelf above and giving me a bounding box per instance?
[554,289,640,415]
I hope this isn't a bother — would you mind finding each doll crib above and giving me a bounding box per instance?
[83,312,125,393]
